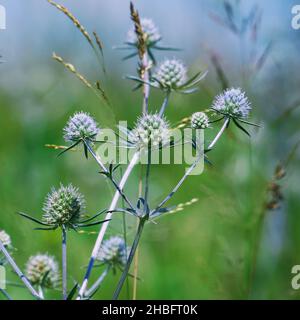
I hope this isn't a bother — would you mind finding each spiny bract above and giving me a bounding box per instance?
[127,18,161,45]
[97,236,128,268]
[42,184,85,229]
[129,113,170,149]
[63,112,100,143]
[191,112,209,129]
[0,230,11,247]
[154,59,187,89]
[211,88,251,118]
[25,253,59,289]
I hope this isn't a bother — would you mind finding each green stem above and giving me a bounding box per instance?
[113,218,146,300]
[62,227,67,300]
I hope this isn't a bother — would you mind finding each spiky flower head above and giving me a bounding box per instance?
[129,113,170,149]
[127,18,161,46]
[42,184,85,229]
[212,88,251,118]
[63,112,100,143]
[191,112,209,129]
[0,230,11,247]
[97,236,128,268]
[25,254,59,289]
[154,59,187,89]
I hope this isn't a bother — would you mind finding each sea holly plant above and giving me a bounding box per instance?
[0,2,259,300]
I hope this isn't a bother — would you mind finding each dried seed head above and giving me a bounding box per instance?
[129,113,170,149]
[212,88,251,118]
[154,59,187,89]
[97,236,128,268]
[63,112,99,143]
[42,184,85,229]
[0,230,11,247]
[25,253,59,289]
[127,18,161,46]
[191,112,209,129]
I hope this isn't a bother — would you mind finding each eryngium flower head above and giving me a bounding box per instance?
[97,236,128,268]
[154,59,187,89]
[42,184,85,229]
[191,112,209,129]
[63,112,99,143]
[0,230,11,247]
[25,254,59,289]
[212,88,251,118]
[127,18,161,46]
[129,113,170,149]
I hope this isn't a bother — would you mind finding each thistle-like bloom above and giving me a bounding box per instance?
[211,88,251,119]
[128,113,170,149]
[63,112,100,143]
[154,59,187,89]
[0,230,11,247]
[25,254,59,289]
[97,236,128,268]
[191,112,209,129]
[42,184,85,229]
[127,18,161,46]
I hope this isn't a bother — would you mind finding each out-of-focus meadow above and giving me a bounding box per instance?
[0,0,300,299]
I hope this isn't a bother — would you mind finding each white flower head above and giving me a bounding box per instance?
[25,253,60,288]
[63,112,100,143]
[127,18,161,45]
[97,236,129,268]
[212,88,251,118]
[154,59,187,89]
[0,230,11,247]
[129,113,170,149]
[191,112,209,129]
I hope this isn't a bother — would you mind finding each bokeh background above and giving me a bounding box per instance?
[0,0,300,299]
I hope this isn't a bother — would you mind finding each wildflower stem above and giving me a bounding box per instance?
[77,151,140,299]
[153,118,230,213]
[133,165,144,299]
[0,288,12,300]
[142,52,150,113]
[159,91,170,117]
[85,265,111,298]
[113,217,146,300]
[84,140,107,172]
[144,148,151,204]
[85,141,135,211]
[62,227,67,300]
[208,117,229,150]
[120,167,130,298]
[38,285,45,300]
[0,240,42,300]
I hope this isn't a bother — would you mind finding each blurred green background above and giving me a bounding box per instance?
[0,0,300,299]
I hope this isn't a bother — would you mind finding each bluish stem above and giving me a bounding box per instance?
[113,218,146,300]
[85,265,111,297]
[159,91,170,117]
[0,288,12,300]
[0,240,42,299]
[62,227,67,300]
